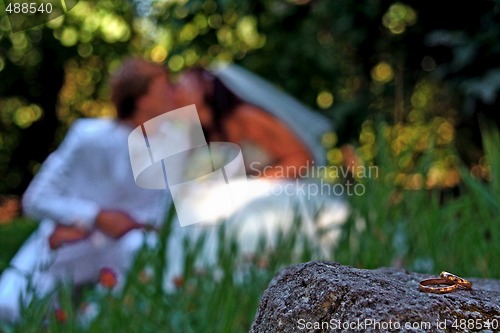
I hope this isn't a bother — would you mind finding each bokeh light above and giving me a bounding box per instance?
[371,62,394,83]
[316,91,334,109]
[382,2,417,35]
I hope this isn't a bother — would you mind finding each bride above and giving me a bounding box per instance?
[153,63,349,286]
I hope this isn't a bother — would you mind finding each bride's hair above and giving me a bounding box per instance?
[186,67,243,141]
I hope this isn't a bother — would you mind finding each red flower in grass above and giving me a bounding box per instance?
[99,267,117,288]
[54,308,67,322]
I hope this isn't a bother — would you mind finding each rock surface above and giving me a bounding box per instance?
[250,261,500,332]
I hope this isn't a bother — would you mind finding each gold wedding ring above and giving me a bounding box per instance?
[419,271,473,294]
[440,271,472,290]
[418,278,459,294]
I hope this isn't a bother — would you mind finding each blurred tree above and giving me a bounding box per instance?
[415,0,500,164]
[0,0,498,195]
[0,25,69,194]
[0,0,139,194]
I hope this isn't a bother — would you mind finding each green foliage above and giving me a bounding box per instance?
[335,123,500,277]
[425,2,500,113]
[2,126,500,331]
[1,1,500,328]
[4,207,327,333]
[2,0,499,194]
[0,217,37,272]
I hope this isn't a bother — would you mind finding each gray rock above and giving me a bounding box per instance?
[250,261,500,333]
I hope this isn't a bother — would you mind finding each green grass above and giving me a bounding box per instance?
[0,218,37,273]
[1,124,499,332]
[2,207,326,333]
[334,122,500,277]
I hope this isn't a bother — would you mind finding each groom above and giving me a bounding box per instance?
[0,58,175,322]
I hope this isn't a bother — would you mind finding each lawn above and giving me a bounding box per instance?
[0,218,37,273]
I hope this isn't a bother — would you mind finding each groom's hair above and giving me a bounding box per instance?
[110,58,167,120]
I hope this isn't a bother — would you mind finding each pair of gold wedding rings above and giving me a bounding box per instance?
[419,271,472,294]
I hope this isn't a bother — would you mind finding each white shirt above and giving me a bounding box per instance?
[22,118,169,229]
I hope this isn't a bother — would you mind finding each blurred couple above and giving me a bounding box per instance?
[173,66,319,177]
[0,58,346,323]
